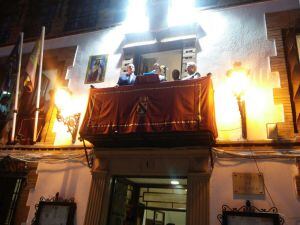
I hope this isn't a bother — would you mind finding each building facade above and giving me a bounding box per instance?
[0,0,300,225]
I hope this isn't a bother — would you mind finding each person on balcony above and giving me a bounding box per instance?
[143,63,167,81]
[159,65,167,81]
[182,62,201,80]
[143,63,160,76]
[172,69,181,80]
[117,63,136,86]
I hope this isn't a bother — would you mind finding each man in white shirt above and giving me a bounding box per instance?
[182,62,201,80]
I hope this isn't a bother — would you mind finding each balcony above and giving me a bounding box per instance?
[79,76,217,147]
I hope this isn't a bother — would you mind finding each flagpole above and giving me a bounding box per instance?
[33,26,45,143]
[11,32,24,143]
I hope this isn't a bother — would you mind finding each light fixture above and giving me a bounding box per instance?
[123,39,157,48]
[55,88,80,144]
[170,180,179,185]
[123,32,157,49]
[160,34,196,43]
[123,23,202,51]
[226,62,250,139]
[123,0,149,33]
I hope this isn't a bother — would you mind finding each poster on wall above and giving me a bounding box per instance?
[85,55,108,84]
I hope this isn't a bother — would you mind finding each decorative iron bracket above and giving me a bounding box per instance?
[57,110,81,144]
[79,137,93,168]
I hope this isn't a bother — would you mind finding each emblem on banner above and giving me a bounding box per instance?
[137,96,149,115]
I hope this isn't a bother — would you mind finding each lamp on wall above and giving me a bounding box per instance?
[226,62,250,139]
[55,88,81,144]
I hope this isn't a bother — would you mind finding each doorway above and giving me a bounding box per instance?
[107,177,187,225]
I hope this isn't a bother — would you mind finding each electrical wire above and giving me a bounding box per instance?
[212,147,300,159]
[0,149,94,165]
[220,127,241,131]
[249,149,277,208]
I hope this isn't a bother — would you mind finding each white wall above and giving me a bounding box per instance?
[25,162,92,225]
[196,0,298,141]
[210,158,300,225]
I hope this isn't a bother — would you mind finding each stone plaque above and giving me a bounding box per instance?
[232,173,265,195]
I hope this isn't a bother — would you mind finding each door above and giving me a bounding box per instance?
[0,176,23,225]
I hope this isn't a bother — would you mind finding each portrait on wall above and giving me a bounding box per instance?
[85,55,108,84]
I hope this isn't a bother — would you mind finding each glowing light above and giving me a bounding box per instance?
[171,180,179,185]
[55,88,76,119]
[226,63,250,98]
[215,75,284,141]
[214,83,242,140]
[53,88,88,145]
[160,34,196,43]
[168,0,196,27]
[123,0,149,33]
[244,86,284,139]
[55,88,71,111]
[53,121,72,146]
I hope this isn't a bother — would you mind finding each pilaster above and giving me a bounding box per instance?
[84,170,108,225]
[187,173,210,225]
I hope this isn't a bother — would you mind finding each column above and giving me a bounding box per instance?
[84,171,107,225]
[187,173,210,225]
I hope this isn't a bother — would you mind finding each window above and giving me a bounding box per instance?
[64,0,128,32]
[23,0,59,38]
[0,176,23,225]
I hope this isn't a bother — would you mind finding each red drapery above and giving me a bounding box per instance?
[80,76,218,146]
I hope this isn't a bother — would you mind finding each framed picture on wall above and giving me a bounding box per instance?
[218,201,284,225]
[222,211,281,225]
[85,54,108,84]
[32,193,76,225]
[35,202,76,225]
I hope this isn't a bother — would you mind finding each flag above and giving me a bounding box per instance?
[25,37,41,92]
[0,37,21,93]
[0,35,21,141]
